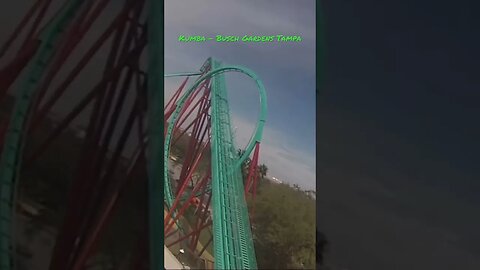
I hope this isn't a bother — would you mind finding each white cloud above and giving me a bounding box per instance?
[164,0,316,76]
[165,1,315,42]
[164,1,316,190]
[164,81,316,190]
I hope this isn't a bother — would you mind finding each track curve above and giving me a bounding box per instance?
[0,1,85,268]
[164,58,267,269]
[164,61,268,209]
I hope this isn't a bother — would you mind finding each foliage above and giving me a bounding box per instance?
[236,149,316,268]
[248,180,316,269]
[237,148,267,185]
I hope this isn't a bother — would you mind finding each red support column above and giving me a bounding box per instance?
[67,36,146,270]
[174,88,210,131]
[165,171,211,235]
[164,76,189,120]
[173,102,210,160]
[175,86,211,195]
[31,0,98,109]
[18,0,53,51]
[25,33,146,167]
[29,3,134,132]
[48,8,146,270]
[174,80,209,129]
[69,97,143,270]
[0,40,40,101]
[165,142,210,232]
[245,142,260,196]
[245,142,261,223]
[166,221,213,248]
[190,189,212,250]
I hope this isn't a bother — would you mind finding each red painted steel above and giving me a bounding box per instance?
[166,221,213,248]
[0,0,148,269]
[165,170,211,234]
[165,141,210,230]
[18,0,53,51]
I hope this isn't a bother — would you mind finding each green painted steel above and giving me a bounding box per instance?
[164,58,267,269]
[147,0,164,269]
[0,1,85,269]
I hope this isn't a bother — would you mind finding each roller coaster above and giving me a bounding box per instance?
[164,57,267,269]
[0,0,266,269]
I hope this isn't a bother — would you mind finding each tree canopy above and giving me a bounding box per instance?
[248,180,316,269]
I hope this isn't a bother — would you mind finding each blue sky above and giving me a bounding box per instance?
[165,0,316,190]
[0,0,316,190]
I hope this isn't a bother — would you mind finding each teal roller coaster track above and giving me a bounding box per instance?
[164,58,267,269]
[0,0,267,269]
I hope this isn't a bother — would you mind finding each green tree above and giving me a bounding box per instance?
[258,164,268,179]
[248,181,315,269]
[238,149,269,182]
